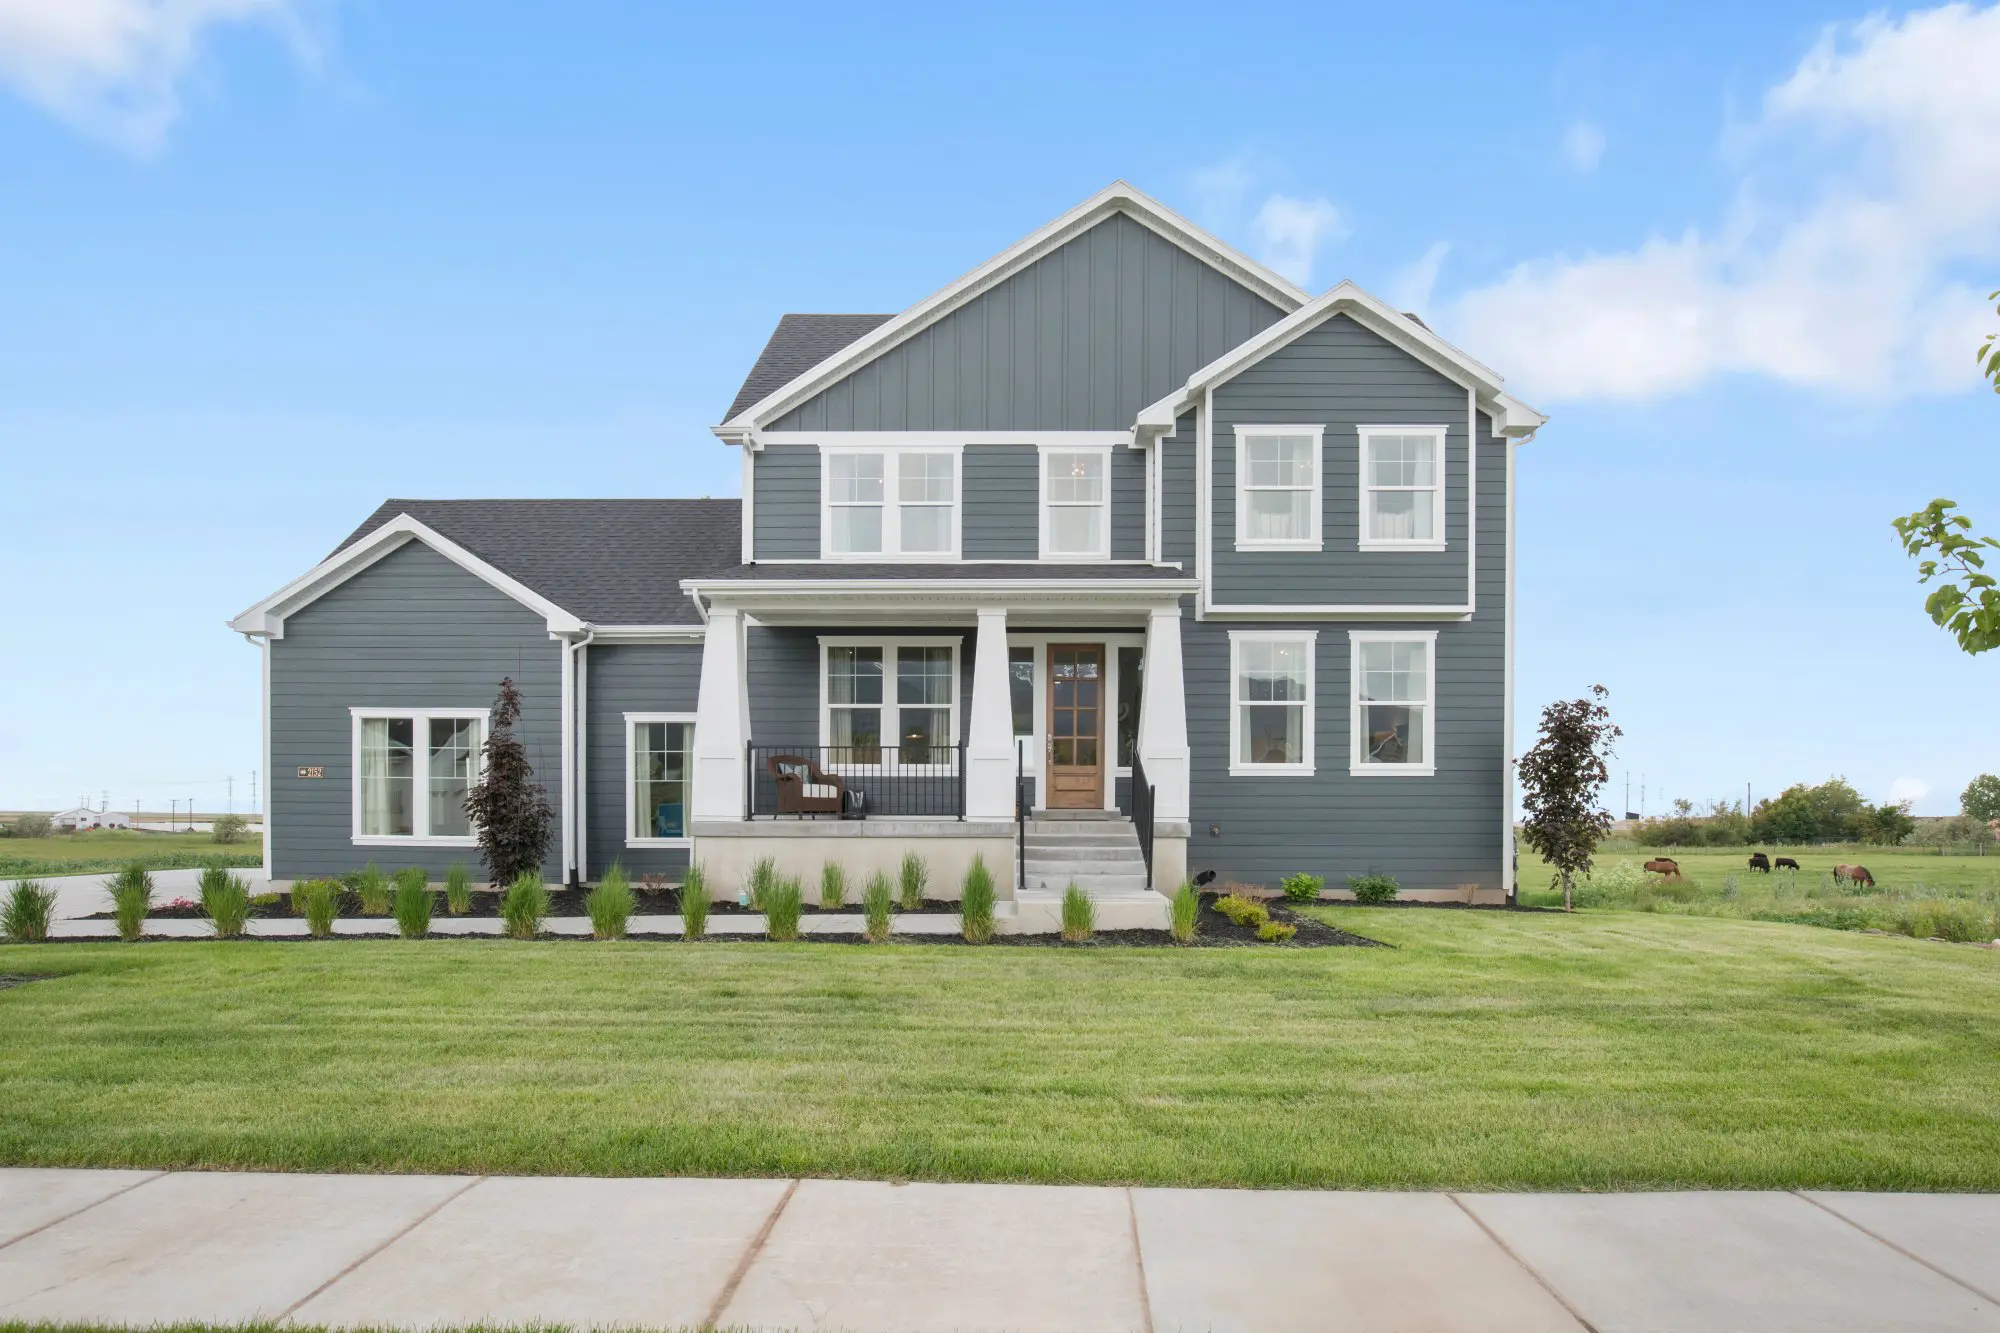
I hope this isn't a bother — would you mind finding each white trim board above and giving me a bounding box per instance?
[716,183,1312,438]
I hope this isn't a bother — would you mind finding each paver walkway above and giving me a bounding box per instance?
[2,1169,1998,1330]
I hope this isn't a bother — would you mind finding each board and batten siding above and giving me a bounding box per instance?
[769,213,1285,433]
[1179,409,1509,889]
[268,540,563,882]
[1210,314,1471,607]
[584,642,703,880]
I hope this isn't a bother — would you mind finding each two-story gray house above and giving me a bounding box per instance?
[231,183,1544,930]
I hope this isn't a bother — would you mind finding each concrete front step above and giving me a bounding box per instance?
[1014,887,1170,931]
[1022,824,1138,840]
[1022,842,1137,861]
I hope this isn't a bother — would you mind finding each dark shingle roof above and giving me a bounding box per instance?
[724,313,894,421]
[336,499,742,625]
[690,563,1192,582]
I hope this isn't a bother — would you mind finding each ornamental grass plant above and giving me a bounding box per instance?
[898,852,929,910]
[1060,882,1095,943]
[959,854,995,944]
[763,875,804,941]
[443,862,474,915]
[199,866,252,939]
[863,872,894,943]
[295,879,341,938]
[109,863,154,942]
[355,863,392,915]
[819,861,848,910]
[1,880,57,943]
[500,871,549,940]
[678,864,710,941]
[1169,881,1200,944]
[587,863,634,940]
[393,872,434,939]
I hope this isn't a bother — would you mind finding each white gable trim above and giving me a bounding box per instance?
[715,182,1312,441]
[1135,280,1548,442]
[227,513,587,639]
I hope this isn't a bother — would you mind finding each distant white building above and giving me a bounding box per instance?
[50,807,133,831]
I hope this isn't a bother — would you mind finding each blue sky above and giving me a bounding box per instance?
[1,0,1995,817]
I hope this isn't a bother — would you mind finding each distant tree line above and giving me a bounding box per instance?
[1633,778,1916,847]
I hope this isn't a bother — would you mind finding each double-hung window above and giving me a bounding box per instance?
[1040,447,1109,559]
[1234,426,1323,551]
[823,447,959,558]
[1228,632,1315,775]
[627,714,694,843]
[821,638,959,766]
[1358,426,1447,550]
[352,708,485,842]
[1350,631,1437,775]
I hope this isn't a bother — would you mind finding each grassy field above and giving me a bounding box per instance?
[0,830,262,879]
[3,909,1997,1190]
[1517,840,2000,941]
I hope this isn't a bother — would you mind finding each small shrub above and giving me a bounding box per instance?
[763,875,804,941]
[444,862,473,915]
[819,861,848,910]
[899,852,929,910]
[747,857,778,911]
[1347,873,1399,905]
[678,864,710,941]
[960,854,995,944]
[1899,899,1991,943]
[249,891,281,907]
[355,863,391,915]
[862,872,894,943]
[200,866,252,939]
[1257,919,1298,943]
[1,880,57,943]
[109,863,154,942]
[587,863,634,941]
[500,871,550,940]
[1279,872,1324,903]
[1213,893,1268,928]
[211,813,249,845]
[1169,881,1199,945]
[1060,882,1095,942]
[9,813,52,839]
[393,872,434,939]
[295,879,341,937]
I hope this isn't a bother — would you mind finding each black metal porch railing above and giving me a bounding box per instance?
[1128,753,1157,890]
[746,742,966,820]
[1015,743,1030,893]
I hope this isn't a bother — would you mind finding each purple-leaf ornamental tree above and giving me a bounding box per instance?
[1517,685,1621,913]
[463,677,554,886]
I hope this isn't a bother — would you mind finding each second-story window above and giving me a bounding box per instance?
[1041,447,1109,560]
[1234,425,1324,551]
[1358,426,1447,551]
[823,448,960,559]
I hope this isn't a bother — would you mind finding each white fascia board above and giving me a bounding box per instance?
[715,182,1312,435]
[1199,603,1474,622]
[226,513,587,638]
[682,576,1200,599]
[586,625,707,643]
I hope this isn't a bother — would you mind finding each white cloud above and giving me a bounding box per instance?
[1452,3,2000,401]
[0,0,304,153]
[1252,193,1347,287]
[1889,776,1930,806]
[1562,119,1606,172]
[1388,241,1451,316]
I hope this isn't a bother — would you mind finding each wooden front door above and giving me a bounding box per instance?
[1046,644,1105,809]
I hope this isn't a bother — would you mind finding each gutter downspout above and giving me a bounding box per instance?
[562,627,596,890]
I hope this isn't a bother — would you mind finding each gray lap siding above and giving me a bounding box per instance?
[268,541,563,882]
[584,642,703,880]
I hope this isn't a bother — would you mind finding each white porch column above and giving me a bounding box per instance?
[1137,603,1190,820]
[964,606,1015,820]
[692,604,749,821]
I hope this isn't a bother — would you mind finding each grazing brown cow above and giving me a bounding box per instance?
[1643,857,1682,879]
[1774,856,1801,871]
[1748,852,1771,873]
[1833,864,1877,889]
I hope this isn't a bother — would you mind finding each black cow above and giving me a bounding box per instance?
[1748,852,1771,873]
[1774,856,1801,871]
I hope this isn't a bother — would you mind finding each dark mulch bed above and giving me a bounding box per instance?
[1309,898,1551,913]
[93,888,983,923]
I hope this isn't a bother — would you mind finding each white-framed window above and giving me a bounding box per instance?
[1358,426,1447,551]
[821,446,961,559]
[1350,630,1437,776]
[1227,631,1316,776]
[1233,425,1324,551]
[1039,445,1110,560]
[350,708,486,844]
[626,713,695,845]
[819,636,960,767]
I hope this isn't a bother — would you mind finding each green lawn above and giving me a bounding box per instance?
[3,909,1998,1190]
[0,830,262,879]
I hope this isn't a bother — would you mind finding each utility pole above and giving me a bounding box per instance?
[227,776,234,814]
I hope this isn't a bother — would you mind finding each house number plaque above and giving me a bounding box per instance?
[296,766,325,779]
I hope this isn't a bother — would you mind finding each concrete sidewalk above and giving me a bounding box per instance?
[2,1170,1998,1331]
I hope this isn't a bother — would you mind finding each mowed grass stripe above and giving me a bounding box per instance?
[2,909,1997,1190]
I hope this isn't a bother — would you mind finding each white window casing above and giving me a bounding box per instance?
[1227,630,1317,776]
[1357,425,1448,552]
[820,444,962,560]
[1039,444,1111,561]
[349,708,487,845]
[818,636,961,771]
[1233,425,1324,552]
[1349,630,1438,776]
[626,713,695,846]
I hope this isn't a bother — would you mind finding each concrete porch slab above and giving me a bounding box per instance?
[289,1174,791,1328]
[1460,1191,2000,1333]
[1804,1193,2000,1304]
[1133,1188,1583,1332]
[718,1179,1149,1332]
[0,1168,161,1247]
[0,1170,470,1324]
